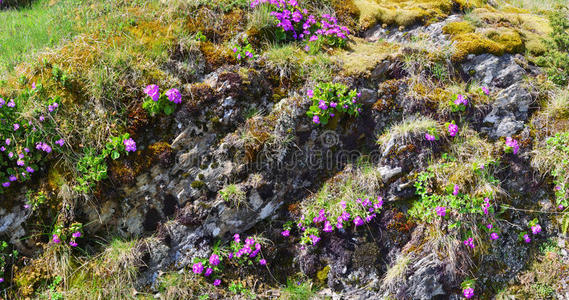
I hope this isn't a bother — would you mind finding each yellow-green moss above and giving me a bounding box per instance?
[442,21,475,35]
[451,33,506,61]
[336,38,400,76]
[316,265,331,284]
[354,0,484,30]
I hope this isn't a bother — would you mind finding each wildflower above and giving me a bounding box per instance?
[233,47,238,53]
[259,259,267,266]
[72,232,81,238]
[52,234,61,244]
[425,133,436,141]
[336,221,343,229]
[192,262,204,274]
[340,200,347,209]
[209,254,220,266]
[245,238,255,246]
[307,89,314,98]
[204,268,213,277]
[523,234,531,243]
[5,139,10,145]
[329,102,337,108]
[233,234,240,243]
[32,82,36,90]
[213,279,221,286]
[2,182,9,188]
[304,45,310,52]
[0,147,3,152]
[318,100,328,110]
[166,88,182,104]
[7,99,15,107]
[435,206,446,217]
[505,137,519,155]
[559,205,565,210]
[24,148,29,153]
[481,86,490,95]
[340,211,350,221]
[24,204,30,209]
[531,224,541,235]
[487,224,493,229]
[281,230,290,237]
[463,238,475,249]
[463,287,474,299]
[365,214,376,222]
[69,241,78,247]
[310,234,320,244]
[374,197,383,209]
[323,221,333,232]
[8,175,17,182]
[55,139,65,146]
[13,123,19,131]
[39,115,45,122]
[17,160,24,166]
[454,94,468,106]
[490,233,499,240]
[237,53,242,60]
[144,84,160,101]
[453,185,459,196]
[353,216,364,226]
[123,138,137,152]
[448,123,459,137]
[312,115,320,124]
[228,252,233,259]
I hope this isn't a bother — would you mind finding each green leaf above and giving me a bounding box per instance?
[111,151,120,160]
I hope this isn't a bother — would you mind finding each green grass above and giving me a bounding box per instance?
[0,0,82,73]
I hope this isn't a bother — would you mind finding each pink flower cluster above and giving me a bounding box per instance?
[505,137,519,155]
[250,0,349,50]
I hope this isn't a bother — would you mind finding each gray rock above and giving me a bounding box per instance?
[482,83,534,138]
[359,88,377,106]
[378,165,402,183]
[462,54,526,88]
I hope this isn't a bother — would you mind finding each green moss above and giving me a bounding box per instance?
[451,33,506,62]
[191,180,205,189]
[316,265,331,284]
[336,38,400,76]
[442,21,475,35]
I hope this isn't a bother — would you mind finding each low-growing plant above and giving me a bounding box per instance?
[535,6,569,85]
[142,84,182,116]
[219,184,247,208]
[25,190,48,210]
[232,37,256,62]
[51,222,83,248]
[532,132,569,208]
[306,82,361,126]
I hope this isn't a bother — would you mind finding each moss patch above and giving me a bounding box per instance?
[335,38,400,76]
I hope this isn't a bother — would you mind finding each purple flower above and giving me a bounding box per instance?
[435,206,446,217]
[233,233,240,243]
[490,233,499,240]
[72,232,81,238]
[559,205,565,210]
[123,138,136,152]
[318,100,328,110]
[209,254,220,266]
[448,123,458,137]
[463,238,475,249]
[69,241,78,247]
[24,204,30,209]
[7,99,15,107]
[13,123,19,131]
[463,287,474,299]
[55,139,65,146]
[192,262,204,274]
[5,139,10,145]
[165,88,182,104]
[307,89,314,98]
[425,133,436,141]
[24,148,29,153]
[2,182,9,188]
[454,94,468,106]
[312,115,320,124]
[323,221,333,232]
[505,137,519,155]
[213,279,221,286]
[32,82,36,90]
[17,160,24,166]
[482,86,490,95]
[204,267,213,277]
[259,259,267,266]
[281,230,290,237]
[52,234,61,244]
[9,175,17,182]
[487,224,493,229]
[353,216,364,226]
[531,224,541,235]
[144,84,160,101]
[523,234,531,243]
[39,115,45,122]
[310,234,320,244]
[452,185,459,196]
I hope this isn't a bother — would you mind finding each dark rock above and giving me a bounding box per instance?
[462,54,526,88]
[482,83,534,138]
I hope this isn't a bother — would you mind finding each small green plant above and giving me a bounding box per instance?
[142,85,182,116]
[219,184,247,208]
[533,132,569,208]
[51,65,71,88]
[536,6,569,85]
[25,190,48,210]
[232,37,256,62]
[306,82,361,126]
[74,133,135,193]
[228,281,255,298]
[47,276,64,300]
[280,278,315,300]
[195,31,207,42]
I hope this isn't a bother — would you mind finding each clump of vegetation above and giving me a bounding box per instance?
[219,184,247,208]
[535,6,569,85]
[306,82,361,126]
[532,132,569,208]
[142,85,182,116]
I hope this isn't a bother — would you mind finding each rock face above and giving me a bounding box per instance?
[482,83,534,138]
[462,54,526,89]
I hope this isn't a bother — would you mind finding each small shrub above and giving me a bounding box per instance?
[536,6,569,85]
[306,82,361,126]
[532,132,569,207]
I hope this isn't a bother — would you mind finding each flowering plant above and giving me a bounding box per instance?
[306,82,361,126]
[142,85,182,116]
[425,127,439,141]
[504,137,519,155]
[461,279,476,299]
[232,37,256,62]
[250,0,349,53]
[0,86,65,193]
[445,120,459,137]
[51,223,83,248]
[449,94,468,112]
